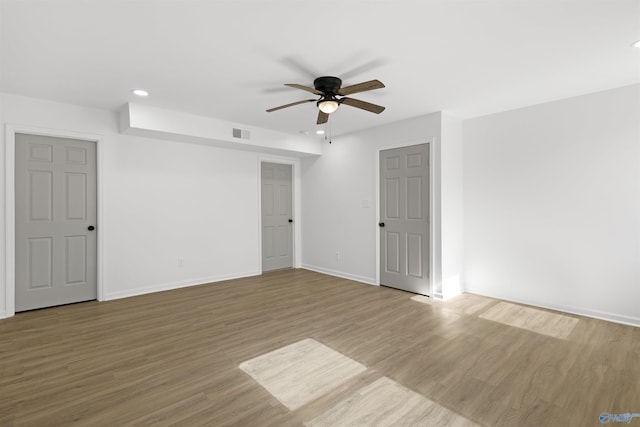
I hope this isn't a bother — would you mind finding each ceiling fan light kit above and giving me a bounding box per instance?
[267,76,385,125]
[318,98,339,114]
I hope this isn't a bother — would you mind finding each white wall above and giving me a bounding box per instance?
[440,113,464,298]
[301,112,463,297]
[0,93,303,317]
[101,133,262,299]
[463,84,640,326]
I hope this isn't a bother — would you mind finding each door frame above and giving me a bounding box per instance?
[4,124,104,318]
[257,156,301,272]
[375,138,435,297]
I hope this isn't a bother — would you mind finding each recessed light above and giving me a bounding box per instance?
[316,130,325,135]
[633,40,640,48]
[132,89,149,97]
[299,130,310,135]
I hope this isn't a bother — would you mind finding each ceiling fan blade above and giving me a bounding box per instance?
[285,83,323,95]
[339,59,387,80]
[338,79,385,96]
[280,56,318,79]
[341,97,385,114]
[266,99,316,112]
[317,111,329,124]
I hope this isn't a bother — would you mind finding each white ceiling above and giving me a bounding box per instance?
[1,0,639,136]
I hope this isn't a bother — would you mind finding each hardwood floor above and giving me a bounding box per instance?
[1,269,638,426]
[239,338,367,411]
[477,301,579,339]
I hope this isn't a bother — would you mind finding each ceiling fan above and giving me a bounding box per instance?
[266,76,385,125]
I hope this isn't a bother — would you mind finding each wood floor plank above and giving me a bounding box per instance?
[239,338,367,410]
[478,301,579,339]
[0,269,637,426]
[306,376,479,426]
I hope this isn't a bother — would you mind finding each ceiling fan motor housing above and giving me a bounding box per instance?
[314,76,342,96]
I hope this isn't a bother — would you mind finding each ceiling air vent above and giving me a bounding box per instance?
[232,128,251,140]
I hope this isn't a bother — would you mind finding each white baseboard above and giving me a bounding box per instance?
[464,287,640,328]
[434,288,463,302]
[103,271,262,301]
[0,310,6,319]
[301,264,376,286]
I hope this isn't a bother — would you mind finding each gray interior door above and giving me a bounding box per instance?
[15,133,97,311]
[380,144,430,295]
[261,163,293,272]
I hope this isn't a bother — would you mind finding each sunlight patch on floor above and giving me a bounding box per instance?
[239,338,366,410]
[410,295,433,304]
[305,376,479,427]
[479,301,579,339]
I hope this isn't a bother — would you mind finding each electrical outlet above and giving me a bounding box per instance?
[178,258,184,267]
[336,252,341,261]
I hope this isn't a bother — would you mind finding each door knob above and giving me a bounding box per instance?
[88,225,95,231]
[288,219,293,223]
[378,222,385,227]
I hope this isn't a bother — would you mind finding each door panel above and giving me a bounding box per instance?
[407,152,423,168]
[29,143,53,162]
[276,225,289,256]
[278,184,290,215]
[386,155,400,170]
[385,232,401,273]
[407,233,423,277]
[407,177,422,219]
[65,235,87,284]
[263,228,275,258]
[379,144,430,295]
[385,178,400,218]
[28,237,53,289]
[263,183,274,214]
[15,134,97,311]
[65,173,87,220]
[261,163,293,271]
[29,171,53,221]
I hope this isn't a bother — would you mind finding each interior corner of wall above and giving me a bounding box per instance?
[118,103,132,133]
[441,274,462,300]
